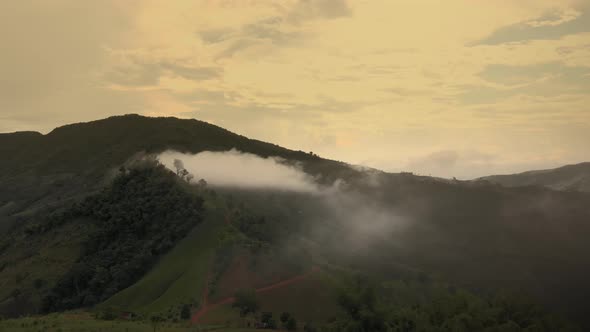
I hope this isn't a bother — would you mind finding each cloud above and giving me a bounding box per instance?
[204,16,305,60]
[199,16,299,48]
[556,43,590,55]
[242,16,297,43]
[158,149,321,193]
[526,8,581,27]
[381,87,432,97]
[313,0,352,18]
[287,0,352,23]
[458,62,590,104]
[157,148,410,254]
[199,28,235,44]
[197,1,351,59]
[104,55,223,87]
[481,61,590,86]
[469,8,590,46]
[479,62,562,86]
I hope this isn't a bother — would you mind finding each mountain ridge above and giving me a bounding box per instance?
[479,162,590,192]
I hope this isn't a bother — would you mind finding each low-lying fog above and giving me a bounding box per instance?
[158,149,411,252]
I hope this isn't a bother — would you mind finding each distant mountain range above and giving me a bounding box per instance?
[479,162,590,192]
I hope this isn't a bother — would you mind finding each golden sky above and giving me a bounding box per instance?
[1,0,589,178]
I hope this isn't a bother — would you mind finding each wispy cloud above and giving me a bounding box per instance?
[159,149,321,192]
[458,62,590,104]
[469,8,590,46]
[104,54,223,88]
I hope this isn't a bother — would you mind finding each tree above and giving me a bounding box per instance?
[334,277,389,332]
[281,312,291,327]
[232,289,259,317]
[261,312,277,329]
[286,316,297,331]
[261,312,273,324]
[304,322,318,332]
[150,315,163,332]
[96,307,117,321]
[173,159,184,175]
[180,304,191,320]
[11,288,21,299]
[180,168,189,181]
[173,159,193,182]
[34,278,44,289]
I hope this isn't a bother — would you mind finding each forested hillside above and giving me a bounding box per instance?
[0,114,350,179]
[1,115,590,330]
[0,114,354,236]
[0,159,205,317]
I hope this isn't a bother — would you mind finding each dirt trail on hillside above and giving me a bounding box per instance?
[191,210,320,324]
[191,266,319,324]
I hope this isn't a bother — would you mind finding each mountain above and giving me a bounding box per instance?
[479,162,590,192]
[0,114,355,233]
[0,114,357,183]
[1,115,589,331]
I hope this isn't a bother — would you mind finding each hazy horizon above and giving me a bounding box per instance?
[2,0,589,179]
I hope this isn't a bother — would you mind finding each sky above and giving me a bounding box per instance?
[1,0,589,179]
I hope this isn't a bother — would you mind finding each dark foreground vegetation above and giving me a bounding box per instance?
[323,276,579,332]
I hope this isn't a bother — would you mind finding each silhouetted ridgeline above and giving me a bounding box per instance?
[479,162,590,192]
[0,114,353,180]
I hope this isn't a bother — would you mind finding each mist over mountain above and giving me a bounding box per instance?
[1,115,589,330]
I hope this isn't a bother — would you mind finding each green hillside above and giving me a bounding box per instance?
[0,160,208,317]
[1,115,590,330]
[0,114,355,237]
[102,202,226,314]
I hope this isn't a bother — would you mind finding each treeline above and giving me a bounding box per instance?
[322,276,581,332]
[41,160,204,312]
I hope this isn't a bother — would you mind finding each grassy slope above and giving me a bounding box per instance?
[256,269,342,323]
[209,250,312,303]
[0,313,190,332]
[102,199,227,314]
[199,269,342,326]
[0,312,269,332]
[0,219,94,315]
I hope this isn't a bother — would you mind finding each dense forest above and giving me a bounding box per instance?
[321,275,580,332]
[39,160,204,312]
